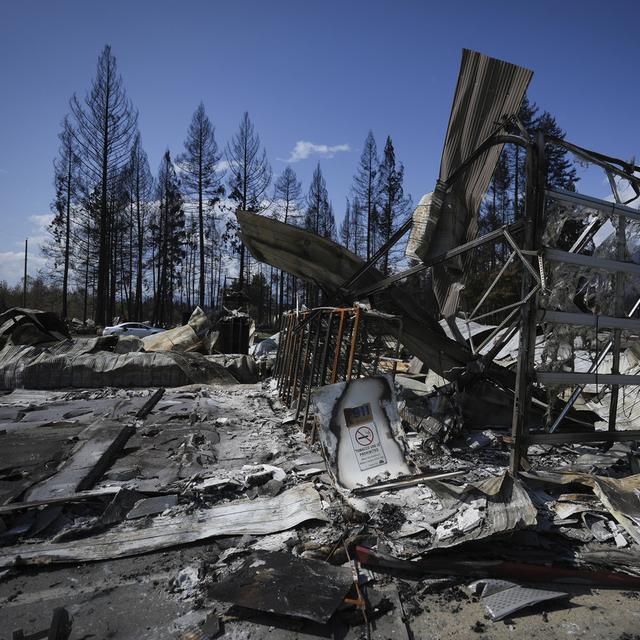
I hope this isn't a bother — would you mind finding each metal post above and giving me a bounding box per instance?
[277,314,294,395]
[23,238,28,307]
[331,310,347,384]
[356,316,366,378]
[273,313,286,381]
[283,314,300,403]
[346,306,362,381]
[549,294,640,432]
[319,311,335,386]
[608,214,626,431]
[510,133,544,475]
[295,314,314,420]
[301,311,324,431]
[290,313,309,408]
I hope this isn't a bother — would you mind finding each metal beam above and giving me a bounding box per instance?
[540,310,640,332]
[525,430,640,445]
[337,216,413,294]
[511,131,545,475]
[352,221,524,299]
[536,372,640,385]
[544,135,640,205]
[544,248,640,277]
[548,293,640,433]
[547,188,640,223]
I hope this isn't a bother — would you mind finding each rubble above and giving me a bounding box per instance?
[0,307,71,346]
[0,306,266,389]
[1,355,639,637]
[0,484,326,566]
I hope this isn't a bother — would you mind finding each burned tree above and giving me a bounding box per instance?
[125,133,153,320]
[69,45,138,326]
[339,198,352,251]
[273,166,302,226]
[177,103,224,308]
[273,166,302,314]
[151,151,185,325]
[225,112,271,288]
[46,116,81,319]
[376,136,411,275]
[305,163,335,240]
[352,131,379,260]
[304,164,335,306]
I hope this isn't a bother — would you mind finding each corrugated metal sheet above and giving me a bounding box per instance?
[406,49,532,317]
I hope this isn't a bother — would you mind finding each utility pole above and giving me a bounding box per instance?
[23,237,28,307]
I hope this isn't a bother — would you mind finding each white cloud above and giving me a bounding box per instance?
[30,213,54,231]
[280,141,350,163]
[0,250,47,286]
[0,214,53,285]
[0,169,7,175]
[215,159,231,173]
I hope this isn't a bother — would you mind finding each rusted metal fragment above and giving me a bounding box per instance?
[356,543,640,587]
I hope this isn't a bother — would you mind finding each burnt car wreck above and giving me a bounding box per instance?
[2,49,640,639]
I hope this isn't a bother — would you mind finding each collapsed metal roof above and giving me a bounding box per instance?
[405,49,532,316]
[237,210,482,380]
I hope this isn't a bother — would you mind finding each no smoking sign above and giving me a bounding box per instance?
[347,420,387,471]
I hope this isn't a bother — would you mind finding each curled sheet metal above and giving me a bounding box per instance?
[429,474,538,549]
[0,484,327,567]
[0,307,71,345]
[237,209,483,380]
[522,470,640,545]
[406,49,533,315]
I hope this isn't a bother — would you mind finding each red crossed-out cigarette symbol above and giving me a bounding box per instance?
[355,426,374,446]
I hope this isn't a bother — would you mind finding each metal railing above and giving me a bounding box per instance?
[274,306,402,437]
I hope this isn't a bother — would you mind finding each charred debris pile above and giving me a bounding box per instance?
[2,49,640,639]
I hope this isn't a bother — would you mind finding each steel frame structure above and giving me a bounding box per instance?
[510,135,640,471]
[313,123,640,475]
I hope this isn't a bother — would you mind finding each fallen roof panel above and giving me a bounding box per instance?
[406,49,532,315]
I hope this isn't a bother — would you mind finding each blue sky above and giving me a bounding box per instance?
[1,0,639,283]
